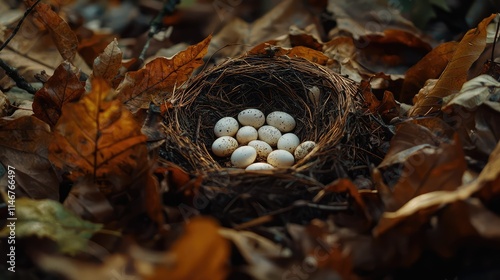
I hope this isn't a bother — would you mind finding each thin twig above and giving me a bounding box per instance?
[0,0,42,94]
[0,0,42,52]
[138,0,180,63]
[0,59,37,94]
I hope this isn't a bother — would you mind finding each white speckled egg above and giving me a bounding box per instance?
[231,146,257,168]
[236,126,258,145]
[214,117,239,137]
[266,111,296,132]
[211,136,238,157]
[294,141,316,160]
[248,140,273,160]
[245,162,275,171]
[267,150,295,168]
[238,109,265,128]
[258,125,282,146]
[277,133,300,153]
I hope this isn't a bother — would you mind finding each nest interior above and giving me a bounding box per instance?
[161,55,388,224]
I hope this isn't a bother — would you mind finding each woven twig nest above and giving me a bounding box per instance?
[162,54,387,223]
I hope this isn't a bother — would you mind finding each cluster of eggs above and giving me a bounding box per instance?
[211,109,316,171]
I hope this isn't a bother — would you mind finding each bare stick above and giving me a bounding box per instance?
[0,0,42,94]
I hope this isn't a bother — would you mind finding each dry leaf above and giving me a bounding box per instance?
[400,42,458,104]
[409,14,497,116]
[327,0,421,39]
[370,139,500,239]
[90,38,123,84]
[49,78,148,186]
[248,45,330,65]
[356,30,432,74]
[25,0,78,61]
[33,62,85,127]
[443,74,500,110]
[142,217,229,280]
[377,123,466,211]
[63,177,115,223]
[0,116,59,199]
[116,35,211,113]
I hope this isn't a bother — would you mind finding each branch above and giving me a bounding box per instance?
[0,59,37,94]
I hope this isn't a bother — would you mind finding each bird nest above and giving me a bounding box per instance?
[161,54,387,224]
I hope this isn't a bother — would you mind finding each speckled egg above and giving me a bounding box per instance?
[294,141,316,160]
[214,117,239,137]
[211,136,238,157]
[231,146,257,168]
[258,125,282,146]
[245,162,275,171]
[266,111,296,132]
[236,126,258,145]
[267,150,295,168]
[248,140,273,160]
[238,109,265,128]
[277,133,300,153]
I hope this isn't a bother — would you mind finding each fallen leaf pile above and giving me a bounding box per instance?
[0,1,500,279]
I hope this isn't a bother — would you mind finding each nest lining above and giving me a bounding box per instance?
[163,55,363,180]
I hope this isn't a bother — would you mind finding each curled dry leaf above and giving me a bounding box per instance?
[139,217,229,280]
[409,14,497,116]
[49,78,148,186]
[33,62,85,127]
[0,116,59,200]
[0,196,102,255]
[116,35,211,113]
[443,74,500,111]
[25,0,78,61]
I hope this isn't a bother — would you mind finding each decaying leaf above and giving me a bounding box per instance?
[139,217,229,280]
[116,35,211,113]
[49,78,148,186]
[409,14,497,116]
[0,116,59,200]
[33,62,85,127]
[0,196,102,254]
[25,0,78,61]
